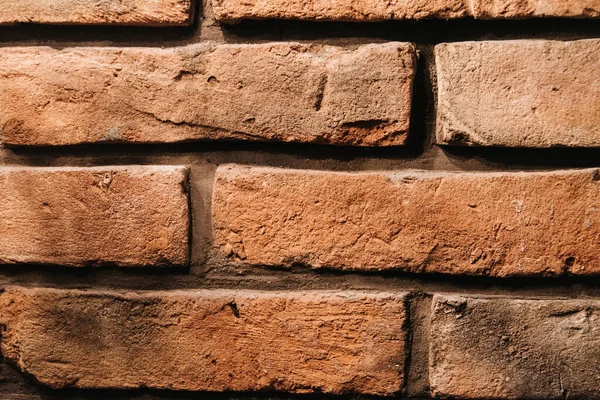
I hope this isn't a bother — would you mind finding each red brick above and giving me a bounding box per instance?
[214,0,470,22]
[430,294,600,399]
[213,165,600,277]
[0,166,189,267]
[0,287,408,395]
[0,43,415,147]
[474,0,599,19]
[436,39,600,147]
[213,0,599,22]
[0,0,193,26]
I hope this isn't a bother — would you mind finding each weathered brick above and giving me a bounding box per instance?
[213,0,470,22]
[213,165,600,277]
[473,0,600,19]
[436,39,600,147]
[0,287,408,395]
[213,0,599,22]
[0,166,188,267]
[0,43,415,147]
[0,0,193,26]
[430,294,600,399]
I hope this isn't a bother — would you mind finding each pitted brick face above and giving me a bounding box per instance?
[0,0,194,25]
[0,166,189,268]
[0,2,597,398]
[0,287,409,395]
[213,165,600,277]
[436,39,600,147]
[0,43,415,147]
[213,0,599,22]
[430,295,600,399]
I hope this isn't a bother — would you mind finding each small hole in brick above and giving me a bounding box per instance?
[565,257,575,267]
[227,302,240,318]
[207,76,218,84]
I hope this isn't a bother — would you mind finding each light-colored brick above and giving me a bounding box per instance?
[214,0,470,22]
[0,0,193,26]
[0,287,408,395]
[0,166,189,267]
[436,39,600,147]
[430,294,600,399]
[213,165,600,277]
[474,0,600,19]
[213,0,599,22]
[0,42,415,147]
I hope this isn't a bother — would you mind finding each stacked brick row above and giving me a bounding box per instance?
[0,0,599,399]
[5,287,600,399]
[0,0,597,24]
[2,40,599,147]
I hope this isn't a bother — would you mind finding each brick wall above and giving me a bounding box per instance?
[0,0,599,399]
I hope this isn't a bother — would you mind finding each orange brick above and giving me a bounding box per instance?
[214,0,599,22]
[436,39,600,147]
[214,165,600,277]
[431,294,600,399]
[0,0,193,25]
[0,43,415,147]
[0,166,189,267]
[0,287,409,395]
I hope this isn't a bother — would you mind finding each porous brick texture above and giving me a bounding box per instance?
[0,166,189,268]
[213,0,600,22]
[430,294,600,399]
[0,0,599,399]
[0,0,194,26]
[0,42,415,147]
[214,165,600,277]
[436,39,600,147]
[0,287,408,395]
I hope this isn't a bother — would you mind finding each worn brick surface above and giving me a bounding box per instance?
[213,165,600,277]
[213,0,470,22]
[0,0,193,26]
[430,294,600,399]
[476,0,600,18]
[0,287,408,395]
[0,166,189,267]
[0,42,415,147]
[213,0,600,22]
[436,39,600,147]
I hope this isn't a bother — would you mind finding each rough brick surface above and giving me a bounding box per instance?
[213,0,600,22]
[474,0,600,18]
[430,294,600,399]
[436,39,600,147]
[213,165,600,277]
[213,0,470,22]
[0,0,193,26]
[0,166,189,267]
[0,43,415,147]
[0,287,408,395]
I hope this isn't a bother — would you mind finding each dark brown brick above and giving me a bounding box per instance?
[431,294,600,399]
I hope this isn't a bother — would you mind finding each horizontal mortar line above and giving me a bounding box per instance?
[0,30,599,48]
[2,274,600,298]
[1,161,600,173]
[3,149,600,169]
